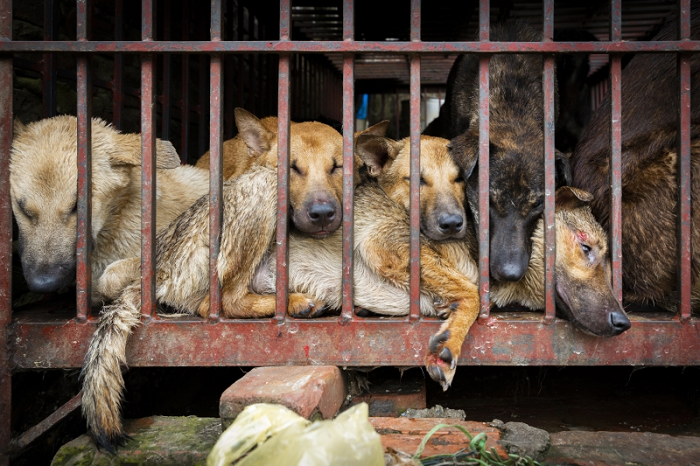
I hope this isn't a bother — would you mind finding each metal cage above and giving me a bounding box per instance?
[1,0,699,460]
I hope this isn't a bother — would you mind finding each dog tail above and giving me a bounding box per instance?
[80,283,142,452]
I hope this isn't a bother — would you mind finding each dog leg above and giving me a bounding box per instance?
[208,286,327,319]
[81,283,142,452]
[97,257,141,301]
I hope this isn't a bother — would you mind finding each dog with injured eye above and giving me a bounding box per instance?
[80,110,387,450]
[276,133,628,389]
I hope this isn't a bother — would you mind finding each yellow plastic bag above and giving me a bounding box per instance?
[208,403,384,466]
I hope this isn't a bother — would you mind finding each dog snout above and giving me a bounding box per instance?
[26,263,75,293]
[491,252,528,282]
[307,201,336,227]
[609,311,631,335]
[437,213,464,234]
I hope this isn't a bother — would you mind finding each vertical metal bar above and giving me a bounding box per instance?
[198,8,209,159]
[180,0,190,163]
[161,1,172,141]
[237,3,244,112]
[340,0,355,323]
[408,0,421,321]
[141,0,157,319]
[542,0,556,323]
[478,0,490,319]
[609,0,623,303]
[113,0,124,131]
[0,1,13,462]
[678,0,692,321]
[76,0,92,323]
[247,12,255,112]
[224,2,234,139]
[42,0,57,118]
[395,87,399,139]
[276,0,291,321]
[208,0,223,321]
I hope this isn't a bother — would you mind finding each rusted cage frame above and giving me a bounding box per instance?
[1,0,699,461]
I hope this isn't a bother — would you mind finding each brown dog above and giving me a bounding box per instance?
[261,134,627,389]
[81,114,387,450]
[9,115,209,304]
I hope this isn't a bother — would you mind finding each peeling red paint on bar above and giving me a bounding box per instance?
[140,0,156,319]
[543,0,556,324]
[2,41,700,54]
[609,0,623,304]
[208,0,223,322]
[678,0,692,321]
[76,0,92,323]
[408,0,421,322]
[478,0,490,320]
[275,0,291,323]
[340,0,355,325]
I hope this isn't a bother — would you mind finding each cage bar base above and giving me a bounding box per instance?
[9,304,699,369]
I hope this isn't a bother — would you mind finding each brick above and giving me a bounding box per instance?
[220,365,345,429]
[349,377,426,417]
[370,417,505,459]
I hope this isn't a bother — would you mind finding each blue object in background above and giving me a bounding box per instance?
[356,94,368,120]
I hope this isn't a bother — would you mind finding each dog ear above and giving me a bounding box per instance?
[109,134,182,169]
[355,134,401,177]
[234,108,274,158]
[355,120,389,140]
[154,140,182,169]
[447,132,478,180]
[555,149,573,188]
[13,119,26,137]
[555,186,594,211]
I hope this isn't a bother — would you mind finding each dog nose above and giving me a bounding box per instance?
[438,213,464,233]
[609,311,631,335]
[307,202,336,226]
[28,272,66,293]
[491,262,526,282]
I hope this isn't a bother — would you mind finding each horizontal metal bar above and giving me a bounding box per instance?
[10,310,700,368]
[1,41,700,53]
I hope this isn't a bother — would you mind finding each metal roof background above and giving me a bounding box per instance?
[291,0,678,87]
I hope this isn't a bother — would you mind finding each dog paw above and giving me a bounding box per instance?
[436,301,459,320]
[288,294,327,318]
[425,329,458,391]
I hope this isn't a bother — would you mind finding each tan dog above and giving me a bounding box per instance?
[9,115,209,304]
[81,114,387,450]
[258,134,628,389]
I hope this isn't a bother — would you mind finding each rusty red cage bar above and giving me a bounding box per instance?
[0,0,12,460]
[340,0,355,323]
[180,0,190,163]
[542,0,556,323]
[678,0,692,321]
[408,0,421,322]
[161,1,172,141]
[42,0,57,119]
[609,0,623,304]
[76,0,92,323]
[275,0,291,322]
[208,0,223,322]
[140,0,157,319]
[112,0,124,131]
[478,0,490,319]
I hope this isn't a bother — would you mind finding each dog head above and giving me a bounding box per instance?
[449,128,572,282]
[356,134,468,242]
[234,108,388,238]
[552,186,630,337]
[10,115,181,294]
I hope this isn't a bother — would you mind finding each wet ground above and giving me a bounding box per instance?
[10,365,700,464]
